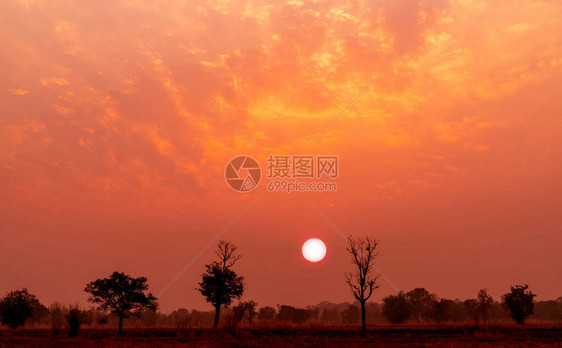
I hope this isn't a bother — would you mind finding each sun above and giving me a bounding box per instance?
[302,238,327,262]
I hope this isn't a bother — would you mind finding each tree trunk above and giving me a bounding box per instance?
[118,315,123,335]
[213,305,221,329]
[360,301,367,332]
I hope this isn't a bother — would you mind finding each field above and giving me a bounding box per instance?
[1,324,561,347]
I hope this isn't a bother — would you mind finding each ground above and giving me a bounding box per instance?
[1,324,561,347]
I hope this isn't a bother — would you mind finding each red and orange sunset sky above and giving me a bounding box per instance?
[1,0,561,312]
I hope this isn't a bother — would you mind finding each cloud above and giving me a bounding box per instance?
[1,0,560,206]
[40,77,69,86]
[9,88,29,95]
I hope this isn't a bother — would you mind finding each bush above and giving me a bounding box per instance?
[0,288,40,328]
[66,307,82,337]
[502,284,536,324]
[382,292,412,324]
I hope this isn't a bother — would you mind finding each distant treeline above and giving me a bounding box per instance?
[9,290,562,329]
[0,240,557,333]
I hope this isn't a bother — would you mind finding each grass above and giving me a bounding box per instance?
[0,324,561,347]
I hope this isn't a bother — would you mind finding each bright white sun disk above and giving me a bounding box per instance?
[302,238,327,262]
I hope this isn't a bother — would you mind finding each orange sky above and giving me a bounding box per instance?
[1,0,561,312]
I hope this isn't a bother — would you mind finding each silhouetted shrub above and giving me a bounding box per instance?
[321,307,340,323]
[277,305,313,324]
[49,302,66,329]
[30,302,49,326]
[405,288,438,322]
[432,299,455,323]
[341,304,360,324]
[382,292,412,324]
[0,288,40,328]
[258,306,276,320]
[66,307,82,337]
[502,284,536,324]
[97,314,108,326]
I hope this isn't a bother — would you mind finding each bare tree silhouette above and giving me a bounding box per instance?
[216,240,241,270]
[84,271,158,334]
[345,235,379,331]
[197,241,244,329]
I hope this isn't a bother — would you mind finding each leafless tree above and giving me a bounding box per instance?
[216,240,241,270]
[345,235,380,331]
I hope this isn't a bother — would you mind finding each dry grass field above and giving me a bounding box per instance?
[1,324,561,347]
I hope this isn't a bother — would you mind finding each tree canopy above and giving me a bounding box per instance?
[84,271,157,334]
[0,288,40,329]
[502,284,536,324]
[382,292,412,324]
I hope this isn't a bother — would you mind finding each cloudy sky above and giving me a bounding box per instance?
[1,0,561,312]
